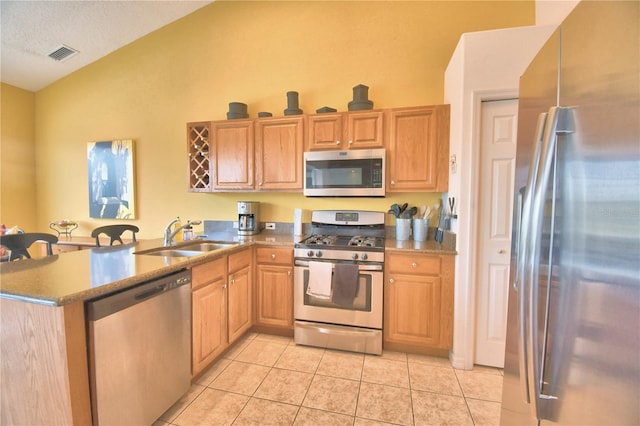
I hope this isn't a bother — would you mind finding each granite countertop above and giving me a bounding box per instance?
[0,231,455,307]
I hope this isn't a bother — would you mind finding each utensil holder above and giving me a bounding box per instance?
[413,218,429,241]
[395,218,412,241]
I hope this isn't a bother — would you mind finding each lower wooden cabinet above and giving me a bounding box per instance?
[192,257,227,376]
[191,247,253,377]
[228,248,252,344]
[254,246,294,330]
[383,252,454,353]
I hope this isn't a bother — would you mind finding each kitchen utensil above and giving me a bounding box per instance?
[435,203,444,243]
[399,203,408,215]
[448,197,455,216]
[388,204,401,218]
[423,206,432,220]
[418,205,427,218]
[403,206,418,219]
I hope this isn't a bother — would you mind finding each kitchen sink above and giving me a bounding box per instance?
[134,240,239,257]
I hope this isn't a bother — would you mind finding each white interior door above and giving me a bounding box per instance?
[474,99,518,367]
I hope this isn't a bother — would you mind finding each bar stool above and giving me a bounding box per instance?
[91,225,139,247]
[0,233,59,261]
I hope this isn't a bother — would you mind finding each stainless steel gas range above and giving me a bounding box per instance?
[293,210,385,355]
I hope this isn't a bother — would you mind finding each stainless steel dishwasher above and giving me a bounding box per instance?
[87,269,191,425]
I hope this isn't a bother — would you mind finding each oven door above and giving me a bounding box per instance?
[293,259,383,329]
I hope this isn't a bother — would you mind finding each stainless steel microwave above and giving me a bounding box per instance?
[303,149,385,197]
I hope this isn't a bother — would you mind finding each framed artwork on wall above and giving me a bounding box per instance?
[87,139,136,219]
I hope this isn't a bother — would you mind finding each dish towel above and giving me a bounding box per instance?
[307,261,333,299]
[331,263,359,307]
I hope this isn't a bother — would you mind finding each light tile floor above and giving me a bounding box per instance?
[156,333,503,426]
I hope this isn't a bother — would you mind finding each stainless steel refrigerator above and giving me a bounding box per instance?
[501,2,639,425]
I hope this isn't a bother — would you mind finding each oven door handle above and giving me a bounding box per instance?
[294,259,383,271]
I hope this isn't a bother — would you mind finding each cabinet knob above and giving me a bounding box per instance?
[335,140,341,145]
[223,283,227,289]
[348,140,353,145]
[231,279,235,285]
[412,262,417,268]
[390,180,395,185]
[498,249,506,254]
[259,182,263,186]
[287,270,291,276]
[271,254,276,260]
[389,278,395,284]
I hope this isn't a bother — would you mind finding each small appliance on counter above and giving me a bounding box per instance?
[237,201,260,236]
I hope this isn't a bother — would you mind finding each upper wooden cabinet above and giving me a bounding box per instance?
[255,116,304,190]
[187,122,212,192]
[385,105,450,192]
[211,119,254,190]
[306,110,384,151]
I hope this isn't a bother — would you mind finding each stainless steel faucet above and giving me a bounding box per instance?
[164,218,202,246]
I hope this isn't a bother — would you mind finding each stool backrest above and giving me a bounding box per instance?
[1,233,59,261]
[91,225,139,247]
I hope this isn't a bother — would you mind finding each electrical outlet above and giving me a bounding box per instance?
[232,221,238,229]
[265,223,276,230]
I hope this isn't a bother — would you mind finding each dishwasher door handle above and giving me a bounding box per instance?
[135,284,167,301]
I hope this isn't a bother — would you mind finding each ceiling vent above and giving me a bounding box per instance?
[48,45,79,62]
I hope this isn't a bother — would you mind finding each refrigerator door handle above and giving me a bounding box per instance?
[525,106,573,418]
[515,111,548,404]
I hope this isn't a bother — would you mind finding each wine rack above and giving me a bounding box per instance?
[187,122,211,191]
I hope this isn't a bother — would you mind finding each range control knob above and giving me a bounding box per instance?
[351,253,359,260]
[361,253,368,261]
[307,250,314,257]
[315,251,323,258]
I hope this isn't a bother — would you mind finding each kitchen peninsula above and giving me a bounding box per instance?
[1,233,455,424]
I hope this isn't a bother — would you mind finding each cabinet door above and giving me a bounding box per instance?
[346,110,384,149]
[211,119,254,190]
[255,265,293,328]
[384,273,443,348]
[255,116,304,190]
[386,105,450,192]
[187,122,212,192]
[192,279,227,376]
[306,113,344,150]
[228,265,252,344]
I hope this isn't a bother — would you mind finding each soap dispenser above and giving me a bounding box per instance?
[173,216,183,243]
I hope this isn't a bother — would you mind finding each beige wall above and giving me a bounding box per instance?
[6,1,534,238]
[1,83,37,230]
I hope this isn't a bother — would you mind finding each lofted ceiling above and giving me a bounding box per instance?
[1,0,213,92]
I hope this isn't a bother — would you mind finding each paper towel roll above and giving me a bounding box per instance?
[294,208,303,236]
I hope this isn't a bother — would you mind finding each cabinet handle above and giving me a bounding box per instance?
[223,283,227,289]
[287,270,291,276]
[271,254,276,260]
[231,279,235,285]
[335,140,341,145]
[412,262,417,268]
[389,278,395,284]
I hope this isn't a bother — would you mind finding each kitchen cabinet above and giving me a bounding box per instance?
[192,257,228,376]
[385,105,450,192]
[211,119,255,190]
[254,246,294,332]
[306,110,384,151]
[191,247,254,376]
[227,248,252,343]
[383,252,454,354]
[187,121,212,192]
[255,116,304,190]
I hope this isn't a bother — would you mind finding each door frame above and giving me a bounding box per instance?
[456,88,518,370]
